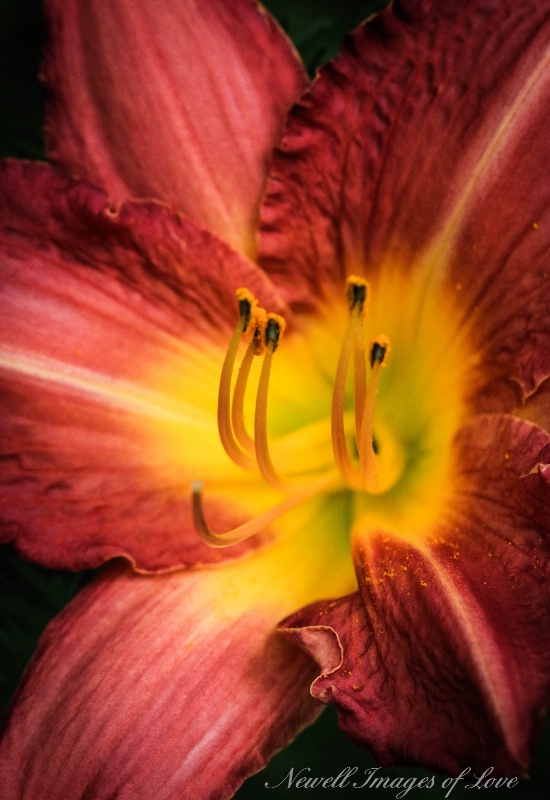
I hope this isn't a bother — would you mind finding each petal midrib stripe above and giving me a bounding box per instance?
[0,349,211,427]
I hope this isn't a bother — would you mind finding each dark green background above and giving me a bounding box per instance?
[0,1,548,797]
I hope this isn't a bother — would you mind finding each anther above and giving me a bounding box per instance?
[346,274,369,314]
[370,339,388,367]
[252,308,268,356]
[265,315,285,351]
[236,287,256,332]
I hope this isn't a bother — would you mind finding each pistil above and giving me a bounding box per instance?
[191,471,338,547]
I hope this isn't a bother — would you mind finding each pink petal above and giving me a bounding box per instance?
[0,562,322,800]
[0,160,286,572]
[42,0,308,257]
[281,415,550,774]
[259,0,550,402]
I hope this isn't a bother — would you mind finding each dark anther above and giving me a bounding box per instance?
[370,341,387,368]
[347,281,367,312]
[265,318,282,350]
[238,297,253,332]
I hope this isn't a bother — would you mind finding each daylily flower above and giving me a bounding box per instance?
[1,0,550,797]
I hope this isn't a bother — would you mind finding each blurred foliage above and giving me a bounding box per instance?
[263,0,389,73]
[0,0,46,158]
[0,0,548,798]
[0,545,93,718]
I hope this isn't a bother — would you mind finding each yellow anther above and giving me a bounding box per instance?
[252,308,268,356]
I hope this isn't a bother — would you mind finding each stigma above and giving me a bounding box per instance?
[192,279,391,546]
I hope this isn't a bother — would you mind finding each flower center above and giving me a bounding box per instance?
[192,276,423,548]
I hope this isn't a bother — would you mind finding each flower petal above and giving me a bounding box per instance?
[0,160,286,572]
[259,0,550,402]
[0,495,357,800]
[42,0,308,257]
[519,377,550,432]
[280,415,550,774]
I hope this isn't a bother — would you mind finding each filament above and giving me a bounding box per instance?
[192,472,339,548]
[354,314,367,443]
[217,294,256,470]
[331,276,369,490]
[359,337,389,491]
[231,338,256,453]
[254,314,288,491]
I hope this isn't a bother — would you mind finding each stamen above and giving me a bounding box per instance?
[359,335,390,491]
[191,472,338,548]
[217,289,258,470]
[254,313,289,491]
[331,276,369,490]
[232,308,267,453]
[354,313,367,443]
[231,341,256,452]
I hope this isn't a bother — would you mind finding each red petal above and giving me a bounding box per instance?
[0,160,286,572]
[519,377,550,432]
[42,0,307,257]
[281,415,550,774]
[259,0,550,401]
[0,562,321,800]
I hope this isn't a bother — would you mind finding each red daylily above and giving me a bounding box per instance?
[1,0,550,798]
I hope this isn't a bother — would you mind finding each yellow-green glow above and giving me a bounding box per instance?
[208,491,357,620]
[349,263,475,545]
[145,261,476,579]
